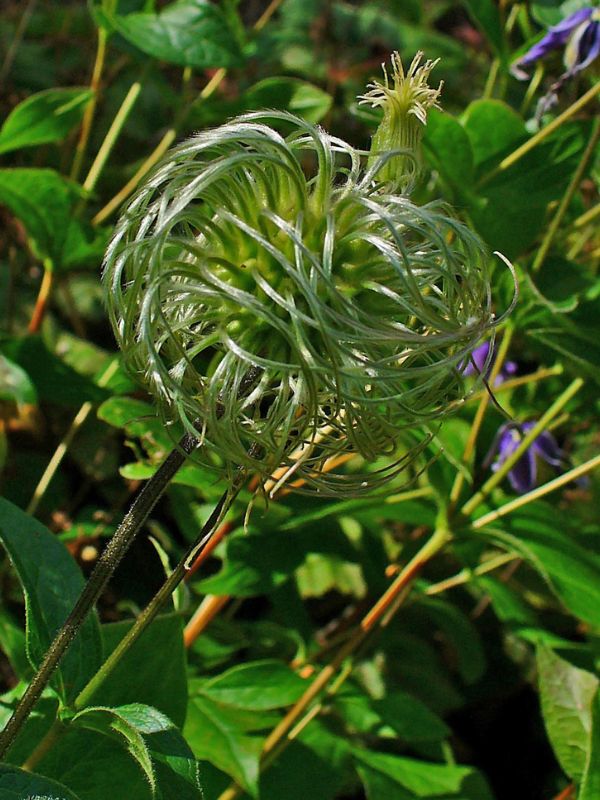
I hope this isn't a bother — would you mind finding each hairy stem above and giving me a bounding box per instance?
[0,432,197,759]
[74,479,242,709]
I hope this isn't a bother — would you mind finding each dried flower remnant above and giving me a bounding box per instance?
[103,52,505,496]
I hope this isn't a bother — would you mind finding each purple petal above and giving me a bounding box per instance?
[508,448,537,493]
[550,6,594,35]
[532,429,564,467]
[565,18,600,73]
[515,7,595,70]
[462,341,492,376]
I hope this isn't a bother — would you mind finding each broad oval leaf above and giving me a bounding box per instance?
[72,703,203,799]
[198,659,307,711]
[537,646,599,783]
[103,0,243,70]
[0,88,92,155]
[0,168,105,270]
[0,498,103,703]
[353,748,493,798]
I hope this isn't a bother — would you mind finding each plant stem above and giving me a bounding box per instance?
[573,200,600,229]
[531,118,600,274]
[27,268,53,334]
[27,359,119,515]
[91,0,283,226]
[479,81,600,187]
[0,432,198,759]
[460,377,584,517]
[424,551,517,596]
[91,128,177,226]
[0,0,37,85]
[21,720,64,772]
[471,452,600,529]
[70,24,108,182]
[74,479,241,709]
[83,82,142,194]
[468,365,562,401]
[449,328,514,508]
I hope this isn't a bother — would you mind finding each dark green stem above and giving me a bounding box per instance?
[74,479,242,709]
[0,432,197,759]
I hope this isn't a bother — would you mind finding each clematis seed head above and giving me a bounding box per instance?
[103,55,506,496]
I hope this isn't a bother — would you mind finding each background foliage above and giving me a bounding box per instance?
[0,1,599,799]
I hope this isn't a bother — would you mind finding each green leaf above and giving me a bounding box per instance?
[335,688,450,743]
[0,336,109,407]
[0,498,102,703]
[419,597,486,684]
[0,88,92,155]
[580,691,600,800]
[0,609,30,680]
[488,504,600,627]
[198,660,308,710]
[462,100,526,170]
[0,168,101,270]
[73,706,155,795]
[103,0,243,70]
[73,704,203,799]
[184,694,269,796]
[525,255,595,314]
[354,748,493,798]
[0,764,82,800]
[469,122,591,257]
[95,614,188,728]
[29,725,153,800]
[423,108,474,191]
[537,646,599,782]
[245,78,332,123]
[462,0,505,55]
[0,354,37,404]
[259,738,346,800]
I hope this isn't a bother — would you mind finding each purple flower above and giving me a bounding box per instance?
[512,7,600,79]
[462,341,518,385]
[488,421,565,494]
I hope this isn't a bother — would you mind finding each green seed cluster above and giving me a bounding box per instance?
[104,60,499,495]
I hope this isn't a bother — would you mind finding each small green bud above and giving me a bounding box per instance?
[359,51,442,191]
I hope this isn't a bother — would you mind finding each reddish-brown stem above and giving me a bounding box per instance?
[27,269,53,334]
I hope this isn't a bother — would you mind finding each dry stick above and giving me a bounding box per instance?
[0,431,198,759]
